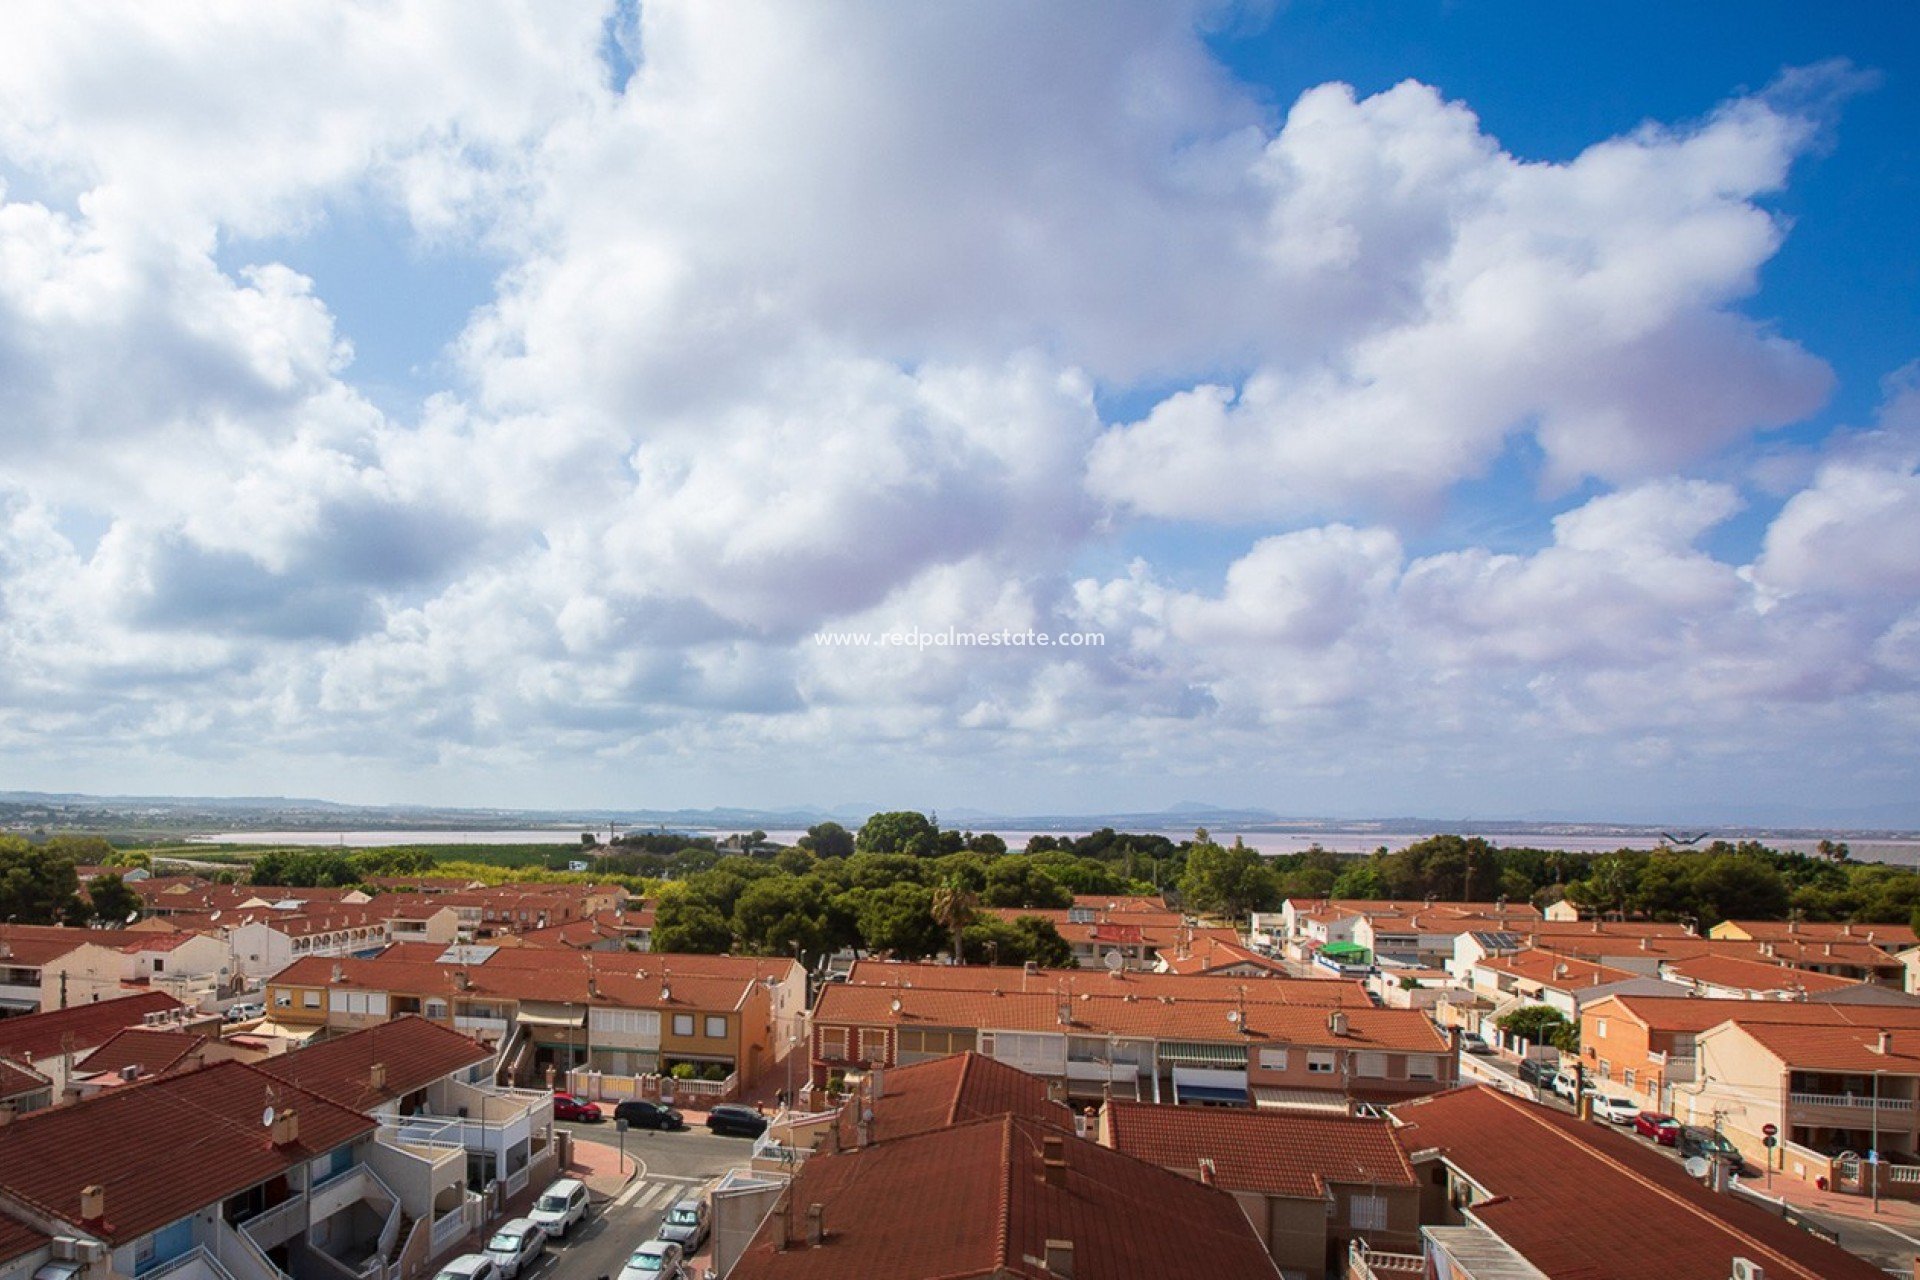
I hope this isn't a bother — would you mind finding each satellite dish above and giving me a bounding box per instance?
[262,1105,276,1129]
[1682,1156,1710,1179]
[125,911,139,924]
[210,911,221,922]
[890,998,903,1014]
[1227,1009,1241,1024]
[1103,950,1124,973]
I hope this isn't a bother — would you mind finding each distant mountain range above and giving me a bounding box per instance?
[2,790,1915,838]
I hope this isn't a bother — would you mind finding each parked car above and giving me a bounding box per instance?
[705,1103,770,1139]
[657,1196,710,1252]
[529,1178,589,1238]
[1590,1095,1638,1124]
[225,1002,266,1023]
[1679,1126,1750,1174]
[614,1099,687,1131]
[1516,1057,1557,1088]
[433,1256,499,1280]
[618,1241,685,1280]
[552,1093,603,1123]
[1633,1112,1682,1145]
[1550,1071,1581,1101]
[1458,1033,1494,1056]
[483,1219,545,1280]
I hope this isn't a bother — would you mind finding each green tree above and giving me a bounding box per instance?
[1177,835,1279,919]
[981,858,1073,909]
[961,914,1073,967]
[88,872,142,924]
[731,877,834,961]
[1496,1004,1575,1050]
[1330,860,1387,899]
[849,883,944,959]
[800,822,856,860]
[931,879,980,961]
[41,834,116,864]
[651,895,734,953]
[857,811,940,857]
[0,837,82,924]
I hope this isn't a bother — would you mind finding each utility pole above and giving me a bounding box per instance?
[1872,1069,1883,1214]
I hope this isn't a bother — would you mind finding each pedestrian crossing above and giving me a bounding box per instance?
[613,1173,708,1213]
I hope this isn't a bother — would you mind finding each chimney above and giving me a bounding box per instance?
[804,1203,825,1247]
[271,1109,301,1147]
[1760,942,1774,958]
[1639,937,1649,951]
[1046,1079,1068,1106]
[1844,923,1854,938]
[330,963,344,983]
[1788,918,1800,935]
[1328,1011,1349,1037]
[1878,1031,1894,1056]
[1824,943,1833,957]
[770,1201,789,1252]
[80,1185,105,1224]
[1197,1157,1217,1186]
[369,1062,387,1092]
[455,969,470,991]
[869,1067,885,1100]
[1044,1240,1075,1278]
[1043,1134,1068,1187]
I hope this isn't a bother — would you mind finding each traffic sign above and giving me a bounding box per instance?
[1761,1123,1778,1137]
[1763,1136,1777,1149]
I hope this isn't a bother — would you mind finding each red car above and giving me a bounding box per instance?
[1633,1111,1680,1145]
[552,1093,603,1123]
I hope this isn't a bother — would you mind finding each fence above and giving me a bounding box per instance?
[565,1068,739,1105]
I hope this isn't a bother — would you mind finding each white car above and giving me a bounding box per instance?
[529,1179,588,1238]
[1591,1095,1639,1124]
[433,1256,499,1280]
[483,1219,545,1280]
[225,1002,266,1023]
[618,1241,684,1280]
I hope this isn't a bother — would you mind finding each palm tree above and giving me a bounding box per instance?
[931,880,979,964]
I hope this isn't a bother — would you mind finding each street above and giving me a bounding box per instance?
[485,1120,757,1280]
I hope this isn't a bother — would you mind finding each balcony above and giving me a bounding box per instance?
[1065,1058,1139,1083]
[1790,1092,1918,1120]
[236,1193,308,1251]
[143,1247,241,1280]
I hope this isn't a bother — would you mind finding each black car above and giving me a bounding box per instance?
[1678,1126,1750,1174]
[614,1099,686,1131]
[704,1104,769,1138]
[1516,1057,1557,1088]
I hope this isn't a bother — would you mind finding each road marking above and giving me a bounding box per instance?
[614,1179,651,1208]
[636,1183,678,1212]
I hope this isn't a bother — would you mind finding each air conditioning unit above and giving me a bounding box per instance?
[1730,1260,1765,1280]
[50,1238,103,1263]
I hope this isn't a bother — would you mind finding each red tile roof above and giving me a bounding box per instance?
[0,991,185,1064]
[730,1115,1280,1280]
[843,960,1372,1007]
[0,1058,49,1101]
[853,1053,1074,1145]
[270,950,785,1013]
[1477,949,1641,989]
[813,984,1447,1051]
[1585,993,1920,1035]
[1721,919,1917,948]
[1156,937,1291,976]
[76,1029,208,1079]
[0,1059,375,1242]
[0,1215,48,1264]
[1105,1097,1414,1198]
[1719,1022,1920,1073]
[1389,1086,1884,1280]
[1661,954,1857,994]
[0,924,149,967]
[255,1015,491,1110]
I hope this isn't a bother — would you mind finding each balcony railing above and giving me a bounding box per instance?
[143,1247,240,1280]
[1791,1092,1917,1112]
[237,1194,308,1251]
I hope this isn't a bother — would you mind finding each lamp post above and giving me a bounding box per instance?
[1872,1069,1883,1214]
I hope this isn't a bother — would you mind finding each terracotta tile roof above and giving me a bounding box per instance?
[0,992,185,1064]
[730,1114,1280,1280]
[1721,919,1918,948]
[1157,938,1292,976]
[385,900,456,921]
[0,1215,48,1265]
[1106,1097,1414,1198]
[1588,993,1920,1035]
[1721,1022,1920,1073]
[0,925,150,967]
[1661,954,1857,994]
[0,1059,375,1243]
[1289,898,1544,921]
[813,984,1447,1051]
[1477,949,1641,989]
[851,1053,1074,1145]
[843,961,1372,1007]
[255,1015,491,1110]
[0,1058,49,1101]
[270,951,779,1013]
[76,1029,209,1079]
[1389,1086,1884,1280]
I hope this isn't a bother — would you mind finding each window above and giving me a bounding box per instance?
[1599,1060,1611,1081]
[1623,1068,1636,1090]
[302,991,321,1009]
[900,1028,971,1056]
[1596,1018,1608,1039]
[672,1014,695,1037]
[1353,1051,1387,1078]
[152,958,164,973]
[820,1028,849,1061]
[858,1028,887,1060]
[591,1008,660,1037]
[1307,1051,1337,1075]
[1257,1048,1288,1071]
[705,1015,728,1039]
[1407,1055,1437,1080]
[1348,1193,1389,1232]
[274,991,292,1008]
[425,998,448,1019]
[328,991,388,1017]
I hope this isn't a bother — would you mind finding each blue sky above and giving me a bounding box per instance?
[1,1,1918,824]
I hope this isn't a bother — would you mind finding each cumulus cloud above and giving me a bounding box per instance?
[0,1,1912,813]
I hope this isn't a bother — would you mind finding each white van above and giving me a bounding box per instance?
[529,1178,589,1238]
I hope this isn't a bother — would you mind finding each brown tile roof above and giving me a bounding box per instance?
[1157,937,1292,976]
[1722,919,1918,948]
[76,1029,208,1079]
[0,1059,375,1243]
[0,991,185,1064]
[1661,954,1858,994]
[0,1058,49,1101]
[0,1215,48,1265]
[854,1053,1074,1145]
[1477,949,1641,989]
[255,1015,491,1110]
[730,1115,1280,1280]
[843,960,1372,1007]
[1722,1022,1920,1073]
[1105,1097,1414,1198]
[1586,993,1920,1035]
[0,924,149,967]
[813,984,1447,1051]
[1389,1086,1884,1280]
[270,951,779,1013]
[1290,898,1544,921]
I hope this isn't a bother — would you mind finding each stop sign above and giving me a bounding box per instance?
[1762,1123,1778,1137]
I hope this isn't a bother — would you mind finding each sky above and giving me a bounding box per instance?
[1,1,1918,826]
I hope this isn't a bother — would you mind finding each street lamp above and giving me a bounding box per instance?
[1872,1068,1883,1214]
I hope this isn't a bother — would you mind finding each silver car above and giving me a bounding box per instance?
[483,1219,545,1280]
[657,1197,708,1252]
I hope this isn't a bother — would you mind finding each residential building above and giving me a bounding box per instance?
[0,1060,50,1116]
[726,1113,1283,1280]
[1102,1098,1419,1280]
[229,909,394,983]
[1657,952,1863,1000]
[1712,919,1917,953]
[41,932,237,1009]
[380,902,460,946]
[1468,948,1684,1020]
[0,991,205,1097]
[66,1028,259,1100]
[1387,1084,1885,1280]
[0,925,150,1015]
[840,959,1373,1007]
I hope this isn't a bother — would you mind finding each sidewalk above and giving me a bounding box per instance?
[1752,1173,1920,1230]
[566,1131,640,1200]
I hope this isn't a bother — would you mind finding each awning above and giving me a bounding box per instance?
[0,997,39,1012]
[515,1003,586,1028]
[1171,1065,1248,1106]
[1252,1086,1350,1114]
[1158,1042,1248,1068]
[243,1021,324,1044]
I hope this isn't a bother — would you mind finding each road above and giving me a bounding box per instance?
[503,1120,753,1280]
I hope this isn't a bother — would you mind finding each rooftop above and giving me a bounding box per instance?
[1105,1097,1413,1198]
[851,1052,1074,1145]
[0,991,185,1063]
[255,1014,491,1110]
[75,1028,209,1079]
